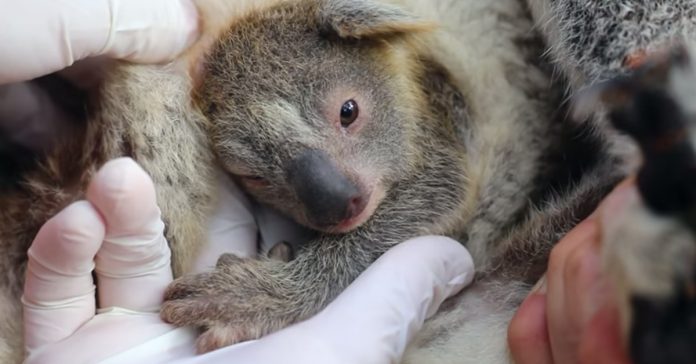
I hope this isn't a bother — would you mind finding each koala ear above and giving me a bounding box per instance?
[318,0,433,40]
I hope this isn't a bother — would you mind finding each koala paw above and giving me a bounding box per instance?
[160,254,300,353]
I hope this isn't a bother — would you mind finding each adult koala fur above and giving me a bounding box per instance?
[1,0,696,363]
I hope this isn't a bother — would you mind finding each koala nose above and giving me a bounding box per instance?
[287,150,367,228]
[346,195,368,220]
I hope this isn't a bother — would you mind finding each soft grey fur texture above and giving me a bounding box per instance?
[159,0,621,360]
[529,0,696,87]
[161,0,696,362]
[1,0,695,363]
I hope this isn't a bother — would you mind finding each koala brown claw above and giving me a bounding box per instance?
[161,254,302,352]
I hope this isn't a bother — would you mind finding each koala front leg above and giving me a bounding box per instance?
[528,0,696,88]
[161,232,391,353]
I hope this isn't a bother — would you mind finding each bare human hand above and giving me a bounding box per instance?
[508,180,635,364]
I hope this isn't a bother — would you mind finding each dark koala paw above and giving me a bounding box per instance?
[630,284,696,364]
[160,254,299,352]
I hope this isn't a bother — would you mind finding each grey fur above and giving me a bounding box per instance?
[528,0,696,88]
[161,0,622,358]
[1,0,695,363]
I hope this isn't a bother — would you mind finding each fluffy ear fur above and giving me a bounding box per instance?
[317,0,433,39]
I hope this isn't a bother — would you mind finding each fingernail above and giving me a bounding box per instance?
[599,183,637,225]
[530,275,547,295]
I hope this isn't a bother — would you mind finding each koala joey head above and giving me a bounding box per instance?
[196,0,431,233]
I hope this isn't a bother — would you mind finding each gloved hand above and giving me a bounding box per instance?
[0,0,199,84]
[0,0,200,169]
[23,158,476,364]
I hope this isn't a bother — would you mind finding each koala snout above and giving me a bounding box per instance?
[287,149,369,229]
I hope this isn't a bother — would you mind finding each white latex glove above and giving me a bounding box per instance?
[0,0,199,84]
[23,158,475,364]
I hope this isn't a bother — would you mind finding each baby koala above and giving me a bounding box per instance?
[160,1,696,363]
[1,0,695,363]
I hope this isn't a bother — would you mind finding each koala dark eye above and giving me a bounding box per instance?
[340,99,359,127]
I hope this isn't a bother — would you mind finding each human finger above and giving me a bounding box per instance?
[86,158,173,311]
[579,303,632,364]
[597,178,637,234]
[546,215,600,363]
[508,277,553,364]
[561,227,605,328]
[545,179,636,363]
[22,201,104,352]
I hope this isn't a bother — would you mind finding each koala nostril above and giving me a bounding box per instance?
[346,194,368,220]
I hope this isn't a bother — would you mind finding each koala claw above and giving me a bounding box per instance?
[195,325,254,354]
[161,254,301,351]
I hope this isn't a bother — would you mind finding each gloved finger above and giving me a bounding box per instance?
[22,201,104,352]
[0,0,199,84]
[185,236,475,364]
[86,158,173,311]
